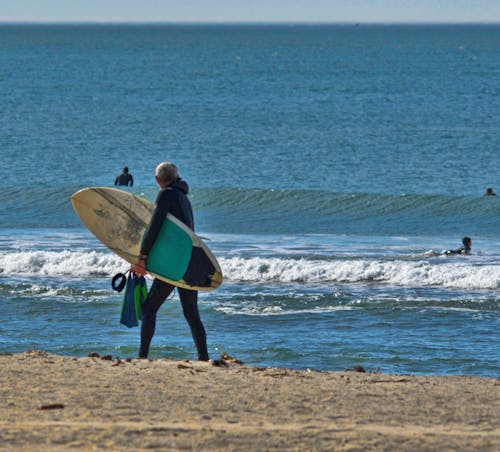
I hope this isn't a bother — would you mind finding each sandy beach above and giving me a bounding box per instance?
[0,351,498,451]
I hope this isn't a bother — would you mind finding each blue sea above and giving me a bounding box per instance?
[1,24,499,377]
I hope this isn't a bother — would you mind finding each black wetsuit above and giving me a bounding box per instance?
[446,246,471,255]
[115,172,134,187]
[139,179,208,361]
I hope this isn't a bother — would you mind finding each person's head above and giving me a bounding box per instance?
[123,166,129,173]
[486,187,494,195]
[462,236,472,248]
[155,161,178,187]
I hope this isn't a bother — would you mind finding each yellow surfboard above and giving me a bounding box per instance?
[71,187,223,291]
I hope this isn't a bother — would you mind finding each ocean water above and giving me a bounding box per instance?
[0,24,499,377]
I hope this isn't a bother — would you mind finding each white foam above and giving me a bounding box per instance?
[0,250,125,277]
[215,304,354,316]
[1,250,499,291]
[219,257,500,290]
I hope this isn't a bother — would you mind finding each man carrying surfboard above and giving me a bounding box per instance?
[131,162,209,361]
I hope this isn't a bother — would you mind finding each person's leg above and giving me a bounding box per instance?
[139,278,174,358]
[178,288,209,361]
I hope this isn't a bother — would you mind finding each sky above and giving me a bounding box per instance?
[1,0,499,23]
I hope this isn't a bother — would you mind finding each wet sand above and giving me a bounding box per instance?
[0,351,498,451]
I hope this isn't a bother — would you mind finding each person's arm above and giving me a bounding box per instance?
[131,190,170,275]
[141,193,170,255]
[130,175,134,187]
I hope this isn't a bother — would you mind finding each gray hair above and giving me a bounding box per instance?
[155,162,178,184]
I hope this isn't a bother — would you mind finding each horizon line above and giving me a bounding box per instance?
[1,20,499,26]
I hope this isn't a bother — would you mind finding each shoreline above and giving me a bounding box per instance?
[1,350,499,450]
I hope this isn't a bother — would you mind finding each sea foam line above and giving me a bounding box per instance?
[219,257,500,290]
[0,250,125,277]
[1,251,499,291]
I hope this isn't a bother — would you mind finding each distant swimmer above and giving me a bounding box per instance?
[484,187,496,196]
[115,166,134,187]
[445,236,472,255]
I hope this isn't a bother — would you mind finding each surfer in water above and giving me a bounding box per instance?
[131,162,209,361]
[115,166,134,187]
[445,236,472,255]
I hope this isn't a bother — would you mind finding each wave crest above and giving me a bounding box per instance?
[0,250,125,277]
[220,256,500,290]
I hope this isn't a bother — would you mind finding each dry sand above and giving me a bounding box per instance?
[0,350,498,451]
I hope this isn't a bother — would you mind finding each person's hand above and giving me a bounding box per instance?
[131,256,148,276]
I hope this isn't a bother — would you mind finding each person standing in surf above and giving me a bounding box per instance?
[131,162,209,361]
[115,166,134,187]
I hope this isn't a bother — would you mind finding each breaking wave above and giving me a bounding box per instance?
[1,249,499,291]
